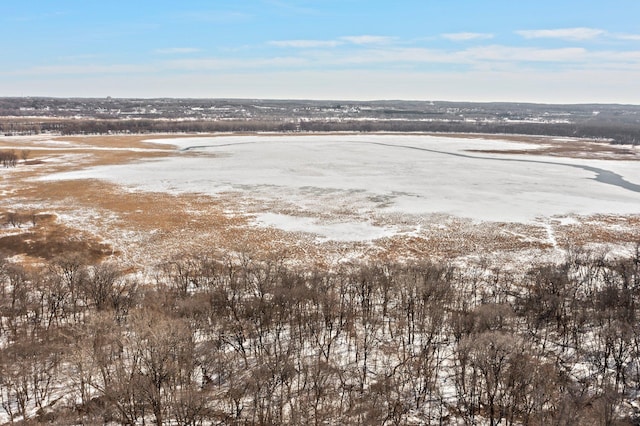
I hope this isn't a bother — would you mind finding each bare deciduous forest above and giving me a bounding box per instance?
[2,98,640,144]
[2,245,640,424]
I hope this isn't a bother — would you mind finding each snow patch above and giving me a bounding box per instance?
[555,216,581,226]
[254,212,396,242]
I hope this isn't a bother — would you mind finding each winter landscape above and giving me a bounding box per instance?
[3,0,640,424]
[2,129,640,424]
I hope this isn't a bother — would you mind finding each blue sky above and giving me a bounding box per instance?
[2,1,640,103]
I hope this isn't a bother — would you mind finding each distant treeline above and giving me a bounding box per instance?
[2,118,640,144]
[0,119,298,136]
[299,120,640,144]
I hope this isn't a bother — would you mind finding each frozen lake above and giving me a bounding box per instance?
[42,134,640,240]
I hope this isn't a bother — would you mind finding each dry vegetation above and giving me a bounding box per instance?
[2,243,640,424]
[1,133,640,424]
[4,134,640,266]
[464,134,640,161]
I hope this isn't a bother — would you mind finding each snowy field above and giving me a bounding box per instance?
[40,134,640,242]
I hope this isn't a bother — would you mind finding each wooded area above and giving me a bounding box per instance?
[1,245,640,424]
[2,118,640,145]
[2,97,639,144]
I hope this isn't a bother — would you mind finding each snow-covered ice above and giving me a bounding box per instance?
[38,134,640,240]
[254,212,397,242]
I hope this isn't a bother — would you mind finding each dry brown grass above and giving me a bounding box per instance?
[465,136,640,161]
[555,215,640,247]
[2,133,639,269]
[0,211,113,263]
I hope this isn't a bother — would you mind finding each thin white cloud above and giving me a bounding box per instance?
[313,47,455,66]
[9,41,640,81]
[304,43,593,64]
[56,54,101,61]
[612,33,640,41]
[166,56,310,71]
[340,35,395,45]
[465,45,589,62]
[179,10,251,23]
[7,11,69,23]
[268,39,343,48]
[263,0,319,15]
[268,35,394,48]
[13,64,153,76]
[516,27,606,41]
[442,32,494,41]
[154,47,201,55]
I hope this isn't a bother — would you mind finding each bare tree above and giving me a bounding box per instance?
[456,331,524,426]
[81,262,123,311]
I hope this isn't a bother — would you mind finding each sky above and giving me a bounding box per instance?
[1,0,640,103]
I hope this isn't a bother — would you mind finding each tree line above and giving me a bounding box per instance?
[1,244,640,425]
[2,118,639,145]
